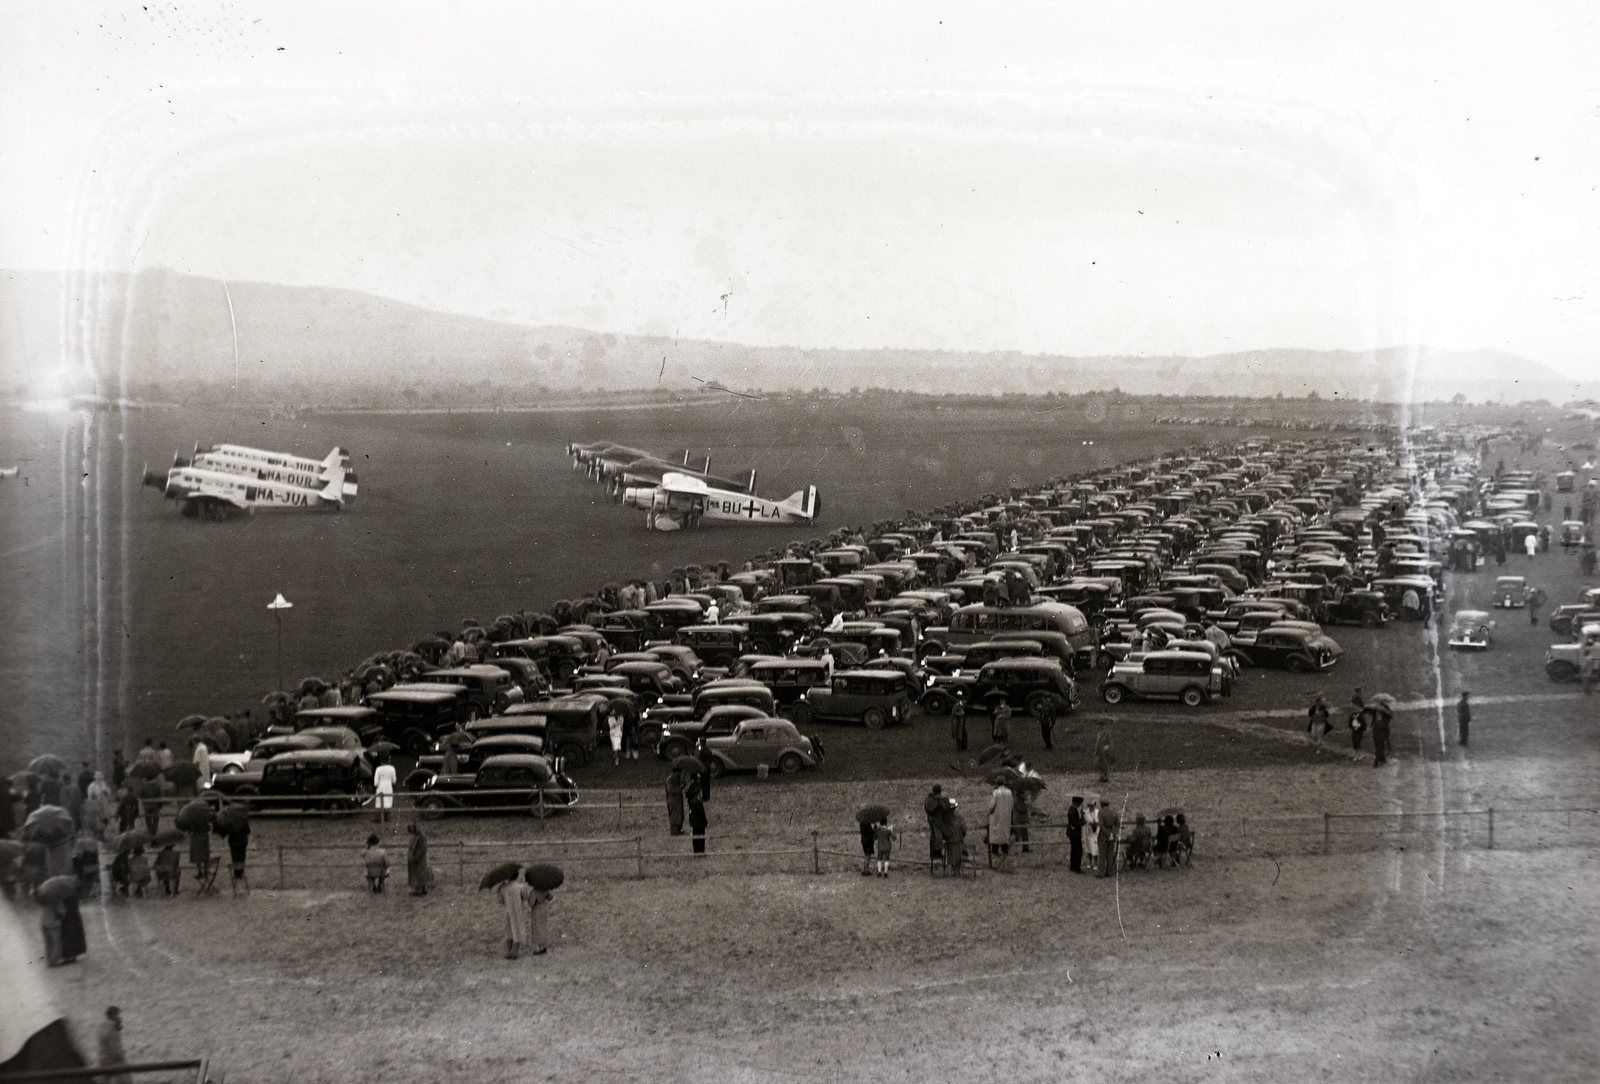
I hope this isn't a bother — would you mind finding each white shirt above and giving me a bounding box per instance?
[706,603,720,625]
[374,764,397,795]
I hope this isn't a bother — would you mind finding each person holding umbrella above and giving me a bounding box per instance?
[688,792,708,856]
[987,781,1015,873]
[922,787,949,873]
[496,867,535,959]
[1457,691,1471,747]
[216,807,250,897]
[1370,695,1395,766]
[949,697,968,751]
[857,804,889,875]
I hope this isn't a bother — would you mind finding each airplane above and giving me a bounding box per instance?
[179,448,355,493]
[622,471,819,532]
[142,462,356,519]
[183,443,350,475]
[569,441,757,497]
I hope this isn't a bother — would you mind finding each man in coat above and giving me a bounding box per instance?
[1093,723,1113,783]
[406,823,429,896]
[923,785,950,871]
[1371,705,1392,766]
[1457,691,1471,747]
[987,783,1015,873]
[1037,698,1057,750]
[949,699,968,751]
[665,772,686,835]
[991,701,1012,745]
[1066,796,1086,874]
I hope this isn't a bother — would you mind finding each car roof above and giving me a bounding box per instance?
[1453,610,1491,621]
[367,688,461,704]
[264,749,363,765]
[294,706,377,719]
[978,658,1063,671]
[477,754,553,770]
[834,669,907,680]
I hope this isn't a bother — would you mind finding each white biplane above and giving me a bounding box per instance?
[622,471,818,532]
[144,444,357,519]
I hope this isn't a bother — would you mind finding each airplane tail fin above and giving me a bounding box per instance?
[322,470,355,505]
[781,485,819,521]
[324,447,350,470]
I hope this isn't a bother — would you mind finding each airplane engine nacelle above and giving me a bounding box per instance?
[621,486,656,512]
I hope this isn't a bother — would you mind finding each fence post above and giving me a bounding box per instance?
[277,845,285,890]
[1487,807,1494,850]
[618,791,623,831]
[458,840,465,886]
[812,830,819,875]
[636,836,644,880]
[1323,812,1331,856]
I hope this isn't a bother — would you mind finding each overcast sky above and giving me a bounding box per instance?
[4,1,1598,380]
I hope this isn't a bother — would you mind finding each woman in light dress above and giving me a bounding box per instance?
[498,868,535,958]
[1084,800,1101,866]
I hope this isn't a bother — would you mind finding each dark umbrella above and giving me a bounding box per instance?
[22,806,75,846]
[36,876,79,905]
[152,829,187,848]
[164,762,201,787]
[27,754,68,776]
[127,760,163,781]
[525,864,564,891]
[855,804,891,825]
[479,862,523,890]
[9,770,39,790]
[213,805,249,835]
[178,713,212,729]
[174,800,213,833]
[976,744,1010,766]
[298,677,324,696]
[367,740,402,759]
[440,732,475,753]
[1010,775,1047,796]
[1155,807,1185,822]
[669,755,706,776]
[117,828,151,854]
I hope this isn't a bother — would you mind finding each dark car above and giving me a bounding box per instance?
[790,669,915,729]
[1324,589,1392,629]
[412,754,579,819]
[595,610,652,653]
[644,681,778,751]
[210,748,374,816]
[494,697,605,768]
[365,686,469,756]
[416,665,526,720]
[285,706,381,742]
[1227,627,1343,672]
[656,705,772,760]
[919,657,1079,718]
[747,658,832,707]
[411,733,547,780]
[723,613,813,655]
[673,625,749,668]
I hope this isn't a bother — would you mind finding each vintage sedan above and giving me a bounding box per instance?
[1101,651,1228,707]
[1225,627,1343,672]
[701,718,824,777]
[208,748,374,816]
[412,754,579,818]
[1447,610,1495,651]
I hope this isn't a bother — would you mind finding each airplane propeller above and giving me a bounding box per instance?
[141,463,163,489]
[172,450,191,467]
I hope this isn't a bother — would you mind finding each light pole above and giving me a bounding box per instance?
[267,593,293,692]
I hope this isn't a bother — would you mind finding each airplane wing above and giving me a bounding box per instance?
[193,483,249,509]
[660,472,712,496]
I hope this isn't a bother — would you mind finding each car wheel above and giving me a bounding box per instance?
[1546,661,1577,683]
[640,724,664,749]
[915,642,942,663]
[789,702,814,728]
[1285,656,1311,674]
[1180,686,1205,708]
[919,692,952,716]
[416,796,447,820]
[1360,612,1380,629]
[1095,651,1115,671]
[660,740,690,761]
[1026,693,1057,718]
[706,758,726,778]
[778,752,804,775]
[1101,684,1126,705]
[222,764,242,774]
[403,730,432,757]
[862,708,888,730]
[553,660,576,682]
[558,742,588,769]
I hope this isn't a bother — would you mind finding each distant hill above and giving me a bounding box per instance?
[2,268,1593,404]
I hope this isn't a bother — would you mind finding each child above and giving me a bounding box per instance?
[873,817,897,877]
[128,847,151,898]
[154,844,181,896]
[362,834,388,893]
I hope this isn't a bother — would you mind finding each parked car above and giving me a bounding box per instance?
[673,625,749,668]
[1225,627,1343,672]
[790,669,916,729]
[746,658,832,707]
[1549,604,1600,637]
[364,686,468,756]
[643,681,778,750]
[1545,622,1600,683]
[412,733,547,779]
[496,697,604,768]
[656,705,772,760]
[412,754,579,818]
[701,718,824,777]
[919,658,1079,718]
[208,748,374,816]
[1101,651,1228,707]
[1492,576,1527,609]
[416,665,525,720]
[1324,589,1392,629]
[1447,610,1495,651]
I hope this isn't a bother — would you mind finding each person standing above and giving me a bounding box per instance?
[406,822,429,896]
[189,824,212,894]
[373,757,397,825]
[497,868,535,959]
[872,817,896,877]
[923,785,949,872]
[1457,691,1471,747]
[1524,532,1538,560]
[688,793,708,856]
[527,883,553,955]
[1096,809,1120,878]
[1037,698,1057,750]
[666,773,686,836]
[97,1008,130,1084]
[607,708,624,766]
[950,699,968,751]
[1066,796,1086,874]
[226,821,250,897]
[1307,695,1331,750]
[1085,800,1101,869]
[1349,688,1368,758]
[111,749,127,790]
[1371,706,1392,767]
[1094,723,1112,783]
[115,788,140,834]
[363,835,388,893]
[693,739,712,800]
[621,709,640,761]
[987,783,1015,873]
[991,701,1012,745]
[191,739,211,789]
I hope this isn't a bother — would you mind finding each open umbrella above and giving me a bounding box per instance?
[1155,807,1185,822]
[1011,775,1047,796]
[855,804,891,825]
[440,732,475,753]
[35,876,79,905]
[127,760,163,781]
[478,862,523,890]
[152,828,187,848]
[174,800,213,833]
[669,755,706,776]
[1369,693,1398,712]
[27,754,68,776]
[525,864,564,891]
[213,805,249,835]
[0,839,25,864]
[116,828,151,854]
[367,740,402,759]
[163,761,201,787]
[9,770,39,790]
[22,806,75,846]
[177,713,212,729]
[976,744,1010,766]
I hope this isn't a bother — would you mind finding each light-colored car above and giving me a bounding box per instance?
[1101,651,1228,707]
[701,718,824,777]
[1447,610,1495,650]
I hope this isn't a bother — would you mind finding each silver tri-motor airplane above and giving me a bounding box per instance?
[143,444,357,519]
[622,471,818,532]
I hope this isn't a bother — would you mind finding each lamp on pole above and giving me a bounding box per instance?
[267,593,293,692]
